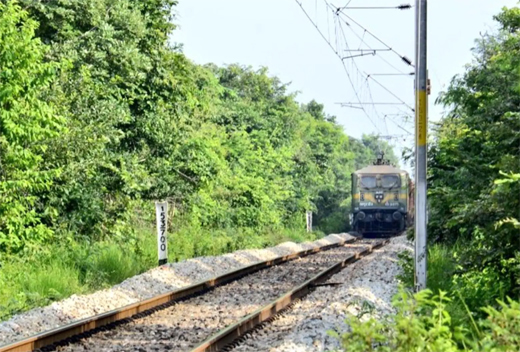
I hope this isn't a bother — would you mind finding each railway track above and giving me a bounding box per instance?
[191,239,387,352]
[221,239,393,352]
[0,237,388,352]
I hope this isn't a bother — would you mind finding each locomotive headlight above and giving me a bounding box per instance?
[392,211,402,221]
[356,211,366,221]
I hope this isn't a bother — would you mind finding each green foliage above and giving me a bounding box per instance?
[396,250,414,285]
[397,245,480,330]
[0,1,64,252]
[332,288,467,352]
[479,298,520,350]
[332,287,520,352]
[0,0,392,253]
[427,4,520,315]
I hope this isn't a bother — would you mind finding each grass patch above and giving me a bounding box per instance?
[398,242,460,293]
[0,260,84,319]
[427,244,458,292]
[20,263,82,301]
[89,244,146,286]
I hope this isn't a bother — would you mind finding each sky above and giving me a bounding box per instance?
[171,0,518,173]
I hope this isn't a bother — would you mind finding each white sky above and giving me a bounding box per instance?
[171,0,518,172]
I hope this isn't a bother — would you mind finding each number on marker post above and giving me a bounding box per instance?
[155,201,168,266]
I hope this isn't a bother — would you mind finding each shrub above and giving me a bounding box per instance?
[331,287,520,352]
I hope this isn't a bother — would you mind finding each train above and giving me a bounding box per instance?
[350,152,414,237]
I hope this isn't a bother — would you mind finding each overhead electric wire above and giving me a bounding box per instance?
[295,0,381,131]
[385,114,413,134]
[395,106,414,121]
[333,7,414,67]
[339,62,381,131]
[358,30,365,50]
[327,0,332,43]
[335,11,367,93]
[365,77,388,132]
[365,74,415,111]
[369,73,414,76]
[338,7,406,141]
[333,1,415,142]
[335,11,364,84]
[335,14,389,130]
[333,9,409,75]
[339,5,413,10]
[337,13,414,145]
[328,0,414,115]
[347,26,407,74]
[296,0,417,147]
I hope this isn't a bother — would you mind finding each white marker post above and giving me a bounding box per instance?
[306,211,313,232]
[155,201,168,266]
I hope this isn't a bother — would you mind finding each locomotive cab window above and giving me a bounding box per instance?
[381,175,400,188]
[360,176,377,189]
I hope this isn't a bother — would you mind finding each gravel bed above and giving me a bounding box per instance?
[55,242,372,352]
[229,235,412,352]
[0,233,354,347]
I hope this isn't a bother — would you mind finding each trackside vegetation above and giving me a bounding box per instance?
[333,4,520,351]
[0,0,399,320]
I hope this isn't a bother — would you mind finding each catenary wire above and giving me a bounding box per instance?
[294,0,381,131]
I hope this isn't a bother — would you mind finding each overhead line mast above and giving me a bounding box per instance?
[414,0,428,292]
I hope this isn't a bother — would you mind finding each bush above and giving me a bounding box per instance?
[332,287,520,352]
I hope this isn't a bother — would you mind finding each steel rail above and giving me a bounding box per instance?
[191,239,389,352]
[0,237,359,352]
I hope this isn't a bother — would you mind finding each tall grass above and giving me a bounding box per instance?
[398,241,490,334]
[0,222,317,321]
[426,244,458,292]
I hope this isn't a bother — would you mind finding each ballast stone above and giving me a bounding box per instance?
[228,234,412,352]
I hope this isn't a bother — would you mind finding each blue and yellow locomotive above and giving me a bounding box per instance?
[351,153,414,236]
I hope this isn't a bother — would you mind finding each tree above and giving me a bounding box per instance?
[0,2,63,251]
[20,0,223,239]
[428,5,520,304]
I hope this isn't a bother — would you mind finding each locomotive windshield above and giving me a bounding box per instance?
[381,175,400,188]
[360,176,377,189]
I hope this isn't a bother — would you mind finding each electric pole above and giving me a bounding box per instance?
[414,0,428,291]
